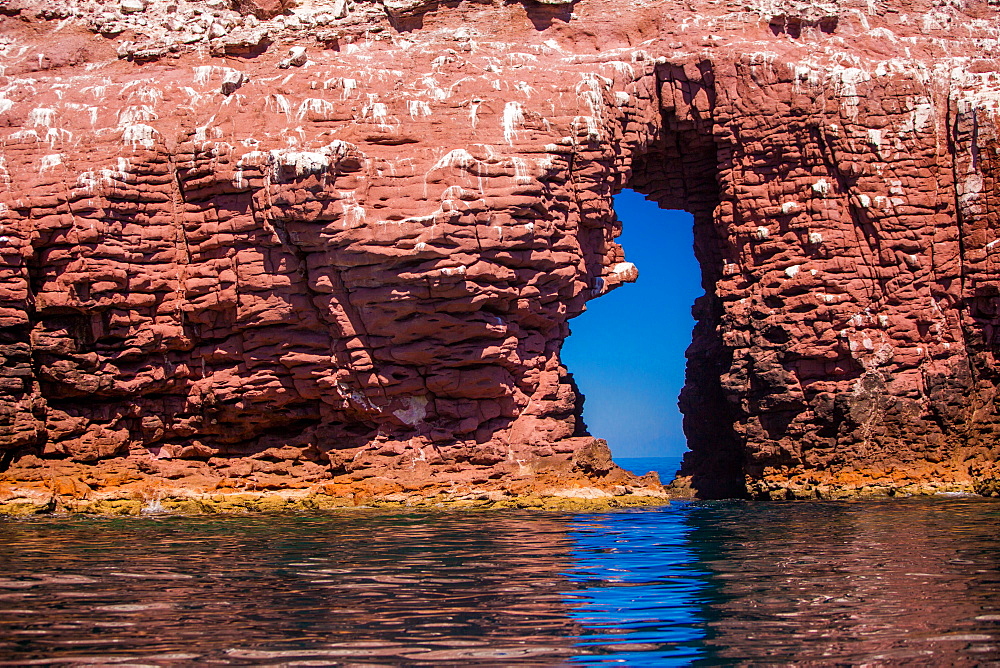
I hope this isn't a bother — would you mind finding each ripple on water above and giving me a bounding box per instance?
[0,499,998,665]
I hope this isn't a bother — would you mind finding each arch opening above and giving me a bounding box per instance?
[563,178,748,498]
[563,191,697,482]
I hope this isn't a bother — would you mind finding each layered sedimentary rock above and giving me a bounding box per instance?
[0,0,997,507]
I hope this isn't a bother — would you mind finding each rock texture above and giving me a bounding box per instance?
[0,0,998,507]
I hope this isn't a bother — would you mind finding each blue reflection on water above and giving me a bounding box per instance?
[565,504,708,664]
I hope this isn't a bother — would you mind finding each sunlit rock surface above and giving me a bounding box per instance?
[0,0,997,506]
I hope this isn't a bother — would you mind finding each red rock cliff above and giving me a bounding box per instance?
[0,0,997,505]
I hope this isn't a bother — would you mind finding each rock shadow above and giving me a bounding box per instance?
[519,0,576,30]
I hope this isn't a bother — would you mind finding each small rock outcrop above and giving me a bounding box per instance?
[0,0,997,508]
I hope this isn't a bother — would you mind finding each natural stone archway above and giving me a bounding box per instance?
[620,65,744,498]
[0,0,998,508]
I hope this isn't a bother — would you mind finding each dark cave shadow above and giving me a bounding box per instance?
[519,0,576,30]
[211,38,275,60]
[383,0,469,32]
[622,126,747,499]
[386,10,426,32]
[384,0,576,32]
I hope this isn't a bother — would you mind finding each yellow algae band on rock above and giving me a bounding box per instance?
[0,438,671,515]
[0,0,999,501]
[0,489,672,517]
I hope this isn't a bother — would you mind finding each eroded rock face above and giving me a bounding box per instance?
[0,0,997,504]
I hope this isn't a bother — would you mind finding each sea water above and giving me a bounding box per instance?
[1,481,999,665]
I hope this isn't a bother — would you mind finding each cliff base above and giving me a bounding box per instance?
[0,437,670,514]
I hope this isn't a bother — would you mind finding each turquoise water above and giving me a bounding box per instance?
[2,496,999,665]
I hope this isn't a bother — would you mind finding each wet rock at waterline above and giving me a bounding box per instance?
[0,0,998,509]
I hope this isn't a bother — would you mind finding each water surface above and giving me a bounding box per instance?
[1,498,999,665]
[616,456,682,484]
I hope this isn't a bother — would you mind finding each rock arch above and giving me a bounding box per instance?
[0,0,997,505]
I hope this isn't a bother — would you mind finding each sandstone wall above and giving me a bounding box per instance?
[0,0,997,503]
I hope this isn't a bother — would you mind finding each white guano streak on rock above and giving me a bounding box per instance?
[502,101,524,144]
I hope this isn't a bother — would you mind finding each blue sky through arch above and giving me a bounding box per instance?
[562,190,701,458]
